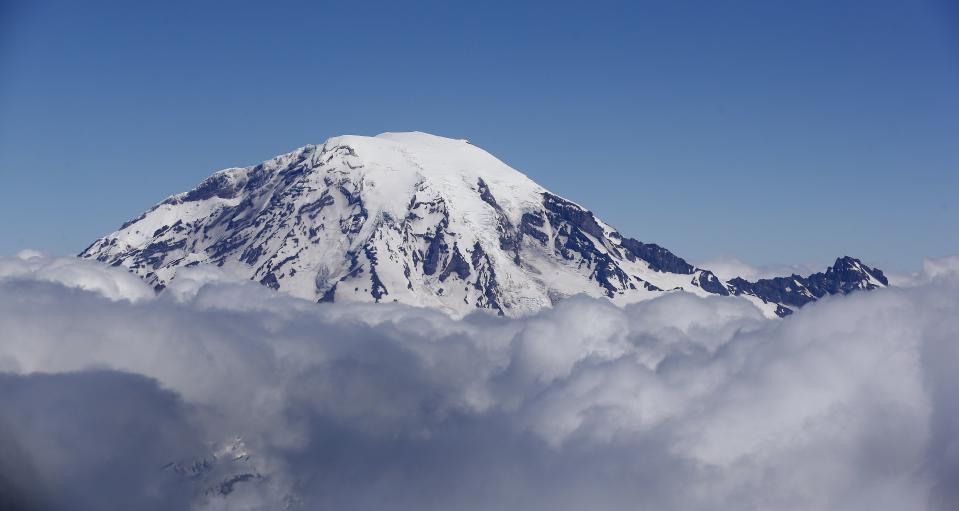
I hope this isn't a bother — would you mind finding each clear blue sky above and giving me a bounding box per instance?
[1,0,956,272]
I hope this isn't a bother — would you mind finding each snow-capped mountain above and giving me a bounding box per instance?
[164,437,262,498]
[81,132,887,318]
[164,436,294,507]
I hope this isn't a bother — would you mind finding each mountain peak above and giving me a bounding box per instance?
[829,256,889,286]
[80,133,887,318]
[833,255,860,268]
[374,130,470,144]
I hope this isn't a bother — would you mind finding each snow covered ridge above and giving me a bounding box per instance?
[80,131,887,318]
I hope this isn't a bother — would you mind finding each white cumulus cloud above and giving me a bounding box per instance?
[0,255,957,510]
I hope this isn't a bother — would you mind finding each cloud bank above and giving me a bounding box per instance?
[1,254,958,510]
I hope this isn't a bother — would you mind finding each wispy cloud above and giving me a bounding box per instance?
[695,256,824,281]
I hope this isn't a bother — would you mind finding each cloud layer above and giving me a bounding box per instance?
[1,254,958,510]
[694,256,822,282]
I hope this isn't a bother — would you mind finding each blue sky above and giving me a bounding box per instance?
[1,0,956,272]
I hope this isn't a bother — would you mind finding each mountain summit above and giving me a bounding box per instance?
[81,132,887,317]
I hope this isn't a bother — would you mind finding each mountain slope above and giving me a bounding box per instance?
[80,132,887,318]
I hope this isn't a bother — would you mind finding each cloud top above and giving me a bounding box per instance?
[0,255,957,510]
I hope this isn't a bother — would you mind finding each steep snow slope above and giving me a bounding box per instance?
[81,132,887,317]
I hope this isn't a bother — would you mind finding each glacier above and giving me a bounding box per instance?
[80,131,887,318]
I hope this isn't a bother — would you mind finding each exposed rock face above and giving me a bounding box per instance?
[727,256,888,315]
[163,437,291,504]
[81,132,886,318]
